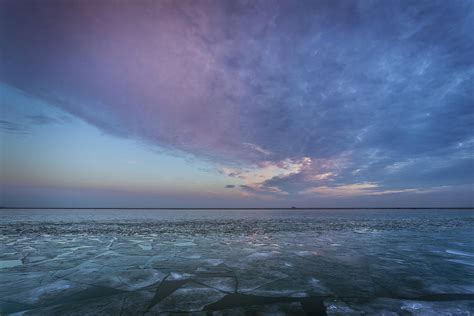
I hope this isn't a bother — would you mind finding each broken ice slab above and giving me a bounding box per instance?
[2,279,90,306]
[22,256,48,264]
[0,300,37,315]
[12,291,135,315]
[232,269,289,293]
[247,276,332,298]
[174,241,197,247]
[211,302,307,315]
[137,243,152,251]
[324,298,361,315]
[148,282,226,312]
[0,259,22,269]
[0,271,57,299]
[88,251,152,268]
[203,293,327,314]
[193,275,237,293]
[339,297,474,315]
[61,264,167,291]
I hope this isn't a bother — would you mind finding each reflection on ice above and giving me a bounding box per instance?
[446,249,474,257]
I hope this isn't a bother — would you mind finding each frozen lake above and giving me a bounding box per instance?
[1,208,473,315]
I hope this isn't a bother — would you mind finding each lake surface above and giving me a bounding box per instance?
[1,208,473,315]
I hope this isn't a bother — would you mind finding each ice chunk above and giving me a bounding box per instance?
[193,276,237,293]
[175,241,196,247]
[244,252,275,261]
[400,300,474,315]
[169,272,193,280]
[138,243,152,251]
[203,259,224,266]
[0,260,22,269]
[150,283,226,312]
[324,298,360,315]
[3,280,88,306]
[63,265,166,291]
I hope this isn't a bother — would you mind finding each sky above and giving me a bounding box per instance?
[1,0,473,208]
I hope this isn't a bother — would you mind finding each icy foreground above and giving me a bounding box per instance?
[1,209,473,315]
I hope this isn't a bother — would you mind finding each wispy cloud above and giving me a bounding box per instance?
[0,120,26,134]
[301,183,451,197]
[27,114,59,126]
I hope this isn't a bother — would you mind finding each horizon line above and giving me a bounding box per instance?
[1,207,473,210]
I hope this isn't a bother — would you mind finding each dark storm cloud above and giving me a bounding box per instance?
[1,0,473,196]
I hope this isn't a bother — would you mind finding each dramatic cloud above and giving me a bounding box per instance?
[1,0,473,202]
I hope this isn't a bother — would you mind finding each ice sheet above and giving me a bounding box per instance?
[1,208,473,314]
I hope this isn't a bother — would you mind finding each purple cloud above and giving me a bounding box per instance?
[1,0,473,202]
